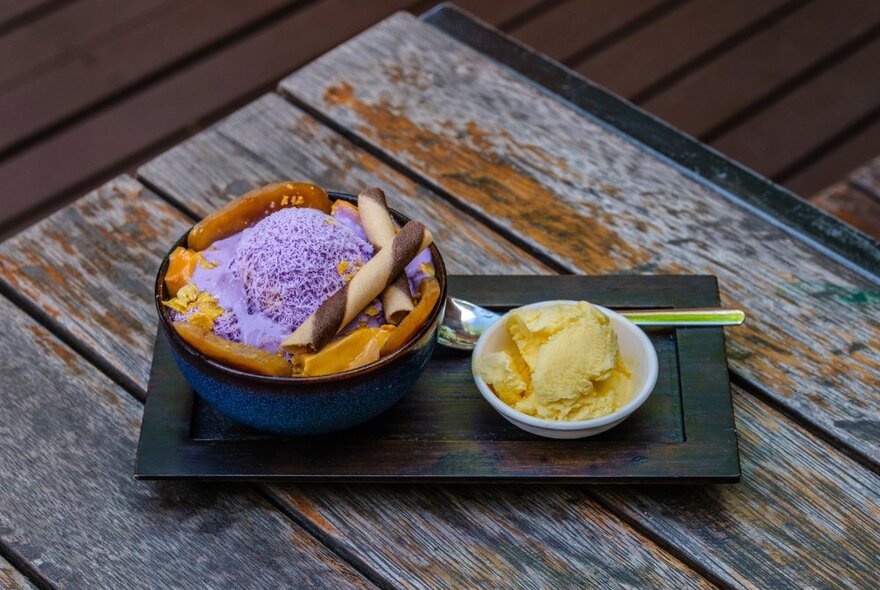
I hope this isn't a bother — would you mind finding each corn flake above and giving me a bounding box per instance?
[162,285,224,329]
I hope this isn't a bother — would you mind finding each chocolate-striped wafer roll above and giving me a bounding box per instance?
[358,187,414,324]
[282,221,433,353]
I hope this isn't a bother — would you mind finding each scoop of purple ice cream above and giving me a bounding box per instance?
[231,207,372,330]
[191,207,373,352]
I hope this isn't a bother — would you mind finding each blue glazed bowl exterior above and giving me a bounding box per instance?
[155,192,447,435]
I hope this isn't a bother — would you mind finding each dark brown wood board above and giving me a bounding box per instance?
[135,275,739,482]
[0,0,293,154]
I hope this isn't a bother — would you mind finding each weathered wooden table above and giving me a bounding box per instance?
[1,6,878,589]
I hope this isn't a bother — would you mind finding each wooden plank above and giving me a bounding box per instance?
[808,183,880,239]
[507,0,668,62]
[0,0,292,153]
[712,34,880,179]
[0,0,421,239]
[571,0,792,99]
[1,178,714,585]
[12,100,880,587]
[0,292,373,589]
[0,557,35,590]
[0,0,173,89]
[281,13,880,463]
[641,0,880,138]
[782,118,880,197]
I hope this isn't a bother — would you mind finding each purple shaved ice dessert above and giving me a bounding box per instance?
[187,207,376,352]
[231,207,372,330]
[177,199,433,355]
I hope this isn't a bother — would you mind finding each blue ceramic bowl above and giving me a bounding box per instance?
[155,192,447,435]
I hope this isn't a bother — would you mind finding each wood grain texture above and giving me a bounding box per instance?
[0,0,422,237]
[0,176,190,391]
[266,483,716,590]
[640,0,880,138]
[809,183,880,239]
[0,557,35,590]
[7,76,877,583]
[605,386,880,590]
[281,12,880,463]
[0,295,372,590]
[140,111,879,586]
[0,0,292,152]
[572,0,792,99]
[275,383,880,590]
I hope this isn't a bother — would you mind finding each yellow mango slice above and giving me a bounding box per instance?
[188,182,331,250]
[330,199,361,219]
[380,277,441,356]
[293,325,394,376]
[172,321,291,377]
[164,247,199,296]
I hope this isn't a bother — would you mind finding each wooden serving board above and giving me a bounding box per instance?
[135,275,739,483]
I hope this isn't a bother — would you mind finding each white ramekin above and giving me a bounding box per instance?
[471,301,659,439]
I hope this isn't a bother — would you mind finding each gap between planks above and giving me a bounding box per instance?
[277,86,880,476]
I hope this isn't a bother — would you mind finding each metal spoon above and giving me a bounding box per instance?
[438,297,745,351]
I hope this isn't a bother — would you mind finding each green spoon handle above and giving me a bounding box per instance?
[620,308,745,326]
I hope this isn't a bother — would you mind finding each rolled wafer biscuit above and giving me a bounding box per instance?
[282,221,433,353]
[358,188,414,324]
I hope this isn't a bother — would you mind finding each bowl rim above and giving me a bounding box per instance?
[471,300,659,431]
[155,190,447,385]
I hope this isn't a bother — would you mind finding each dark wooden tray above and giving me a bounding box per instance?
[135,275,740,483]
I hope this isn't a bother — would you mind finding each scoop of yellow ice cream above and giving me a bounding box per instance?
[477,351,530,406]
[477,301,631,421]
